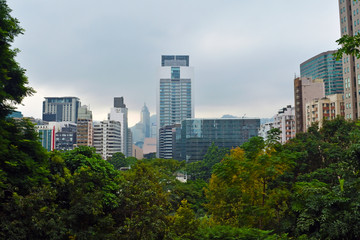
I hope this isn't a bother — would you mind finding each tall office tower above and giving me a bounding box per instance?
[127,129,133,157]
[339,0,360,120]
[141,103,150,138]
[108,97,129,156]
[157,55,194,158]
[76,105,93,147]
[294,77,325,133]
[300,51,343,95]
[273,105,296,144]
[93,120,121,160]
[42,97,81,123]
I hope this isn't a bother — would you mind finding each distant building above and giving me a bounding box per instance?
[127,128,133,157]
[305,94,345,129]
[143,137,156,156]
[300,51,343,95]
[141,103,150,138]
[174,118,260,162]
[108,97,129,156]
[93,120,121,160]
[55,123,77,150]
[294,77,325,133]
[42,97,80,123]
[132,144,143,159]
[36,122,77,151]
[258,122,274,141]
[273,105,296,143]
[36,124,55,151]
[76,105,93,147]
[159,124,180,159]
[7,111,23,119]
[157,55,194,157]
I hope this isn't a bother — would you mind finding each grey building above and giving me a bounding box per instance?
[174,118,260,162]
[42,97,81,123]
[55,123,77,151]
[300,50,343,96]
[159,124,180,159]
[157,55,194,158]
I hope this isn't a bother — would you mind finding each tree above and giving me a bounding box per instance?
[206,137,294,229]
[0,0,34,118]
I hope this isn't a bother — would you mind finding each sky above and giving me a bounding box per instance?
[8,0,341,127]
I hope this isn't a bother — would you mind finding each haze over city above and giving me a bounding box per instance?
[8,0,340,126]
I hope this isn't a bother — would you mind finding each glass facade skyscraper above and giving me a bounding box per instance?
[300,50,343,96]
[157,55,194,158]
[174,118,260,162]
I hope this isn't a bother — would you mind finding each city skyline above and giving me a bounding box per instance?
[8,0,341,127]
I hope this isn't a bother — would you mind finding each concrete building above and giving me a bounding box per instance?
[305,94,345,129]
[273,105,296,144]
[159,124,180,159]
[300,51,343,96]
[157,55,194,158]
[132,144,143,159]
[76,105,93,147]
[294,77,325,133]
[258,122,274,141]
[36,122,77,151]
[143,137,156,156]
[339,0,360,120]
[174,118,260,162]
[93,120,121,160]
[36,124,55,151]
[42,97,80,123]
[108,97,129,156]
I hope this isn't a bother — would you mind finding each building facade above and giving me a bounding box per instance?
[305,94,345,129]
[159,124,180,159]
[294,77,325,133]
[108,97,129,156]
[76,105,93,147]
[157,55,194,158]
[174,118,260,162]
[339,0,360,120]
[300,50,343,95]
[42,97,80,123]
[93,120,121,160]
[273,105,296,144]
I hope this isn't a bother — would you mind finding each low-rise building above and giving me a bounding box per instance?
[305,94,345,129]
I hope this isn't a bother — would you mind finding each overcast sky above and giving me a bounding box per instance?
[8,0,340,127]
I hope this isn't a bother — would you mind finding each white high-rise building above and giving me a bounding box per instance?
[157,55,194,158]
[108,97,129,156]
[93,120,121,160]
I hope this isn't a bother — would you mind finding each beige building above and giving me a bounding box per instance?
[305,94,345,130]
[273,105,296,144]
[132,144,143,160]
[76,105,93,147]
[294,77,325,133]
[339,0,358,120]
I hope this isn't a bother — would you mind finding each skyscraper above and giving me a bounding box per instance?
[108,97,130,156]
[42,97,81,123]
[300,51,343,95]
[339,0,359,119]
[157,55,194,158]
[141,103,150,138]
